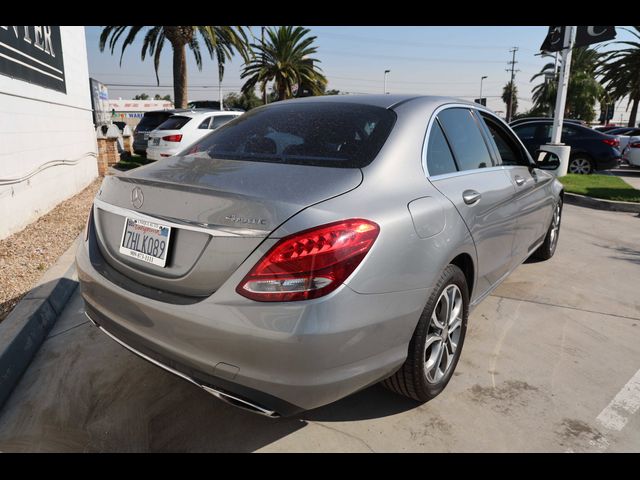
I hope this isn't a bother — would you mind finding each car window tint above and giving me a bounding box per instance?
[426,120,458,176]
[189,102,397,168]
[479,114,529,167]
[198,118,211,129]
[513,124,537,140]
[156,116,192,130]
[562,125,580,138]
[210,115,237,130]
[437,108,493,171]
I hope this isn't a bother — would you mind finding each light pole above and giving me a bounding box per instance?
[384,69,390,94]
[262,26,267,105]
[479,76,487,105]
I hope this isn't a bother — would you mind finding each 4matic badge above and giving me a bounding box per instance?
[224,214,267,226]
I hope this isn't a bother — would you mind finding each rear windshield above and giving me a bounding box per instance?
[182,102,396,168]
[137,112,172,130]
[156,116,192,130]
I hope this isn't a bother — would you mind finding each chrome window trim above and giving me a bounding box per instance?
[93,198,269,238]
[422,103,535,180]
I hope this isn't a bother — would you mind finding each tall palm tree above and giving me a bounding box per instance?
[99,26,250,108]
[241,26,327,101]
[502,81,518,121]
[598,27,640,127]
[531,47,603,122]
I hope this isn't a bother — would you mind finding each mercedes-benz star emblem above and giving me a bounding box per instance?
[131,186,144,209]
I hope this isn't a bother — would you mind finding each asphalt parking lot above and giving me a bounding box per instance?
[0,203,639,452]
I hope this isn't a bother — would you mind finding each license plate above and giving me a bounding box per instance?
[152,137,160,146]
[119,218,171,267]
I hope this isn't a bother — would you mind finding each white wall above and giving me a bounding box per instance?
[0,26,98,240]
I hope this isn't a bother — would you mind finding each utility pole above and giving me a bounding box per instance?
[505,47,520,122]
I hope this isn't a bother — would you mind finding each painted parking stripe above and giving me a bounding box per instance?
[596,368,640,432]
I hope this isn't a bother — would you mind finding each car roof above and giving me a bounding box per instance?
[168,110,243,119]
[270,94,477,110]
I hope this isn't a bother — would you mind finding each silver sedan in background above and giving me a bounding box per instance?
[76,95,564,417]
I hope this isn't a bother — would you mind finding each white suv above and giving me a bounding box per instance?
[146,110,242,161]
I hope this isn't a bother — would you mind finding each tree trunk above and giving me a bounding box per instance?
[628,96,639,127]
[172,42,188,108]
[277,81,287,101]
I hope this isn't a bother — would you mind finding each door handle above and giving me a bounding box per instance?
[514,175,526,186]
[462,190,481,205]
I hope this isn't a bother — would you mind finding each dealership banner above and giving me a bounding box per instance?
[540,26,617,52]
[0,26,66,93]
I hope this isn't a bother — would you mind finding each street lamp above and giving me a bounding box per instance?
[479,76,487,105]
[384,70,390,94]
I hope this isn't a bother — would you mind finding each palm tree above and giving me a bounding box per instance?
[531,47,603,122]
[598,27,640,127]
[502,81,518,121]
[241,26,327,101]
[99,26,250,108]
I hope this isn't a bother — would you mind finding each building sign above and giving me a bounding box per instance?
[0,26,66,93]
[89,78,109,126]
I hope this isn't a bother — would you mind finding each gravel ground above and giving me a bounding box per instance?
[0,178,102,322]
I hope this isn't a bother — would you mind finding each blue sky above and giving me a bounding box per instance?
[84,26,636,122]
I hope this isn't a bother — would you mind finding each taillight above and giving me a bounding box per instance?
[602,138,619,147]
[162,134,183,142]
[630,141,640,149]
[237,219,380,302]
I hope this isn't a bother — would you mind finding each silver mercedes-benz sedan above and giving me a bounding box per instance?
[76,95,564,417]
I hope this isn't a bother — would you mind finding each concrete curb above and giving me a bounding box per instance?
[564,192,640,214]
[0,235,81,409]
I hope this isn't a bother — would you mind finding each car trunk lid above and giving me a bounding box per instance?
[92,155,362,297]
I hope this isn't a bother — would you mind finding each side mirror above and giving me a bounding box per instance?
[533,149,561,170]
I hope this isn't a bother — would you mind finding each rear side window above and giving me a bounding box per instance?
[156,116,192,130]
[187,102,396,168]
[198,118,211,129]
[137,113,171,130]
[210,115,237,130]
[426,121,458,176]
[437,108,494,171]
[513,124,538,140]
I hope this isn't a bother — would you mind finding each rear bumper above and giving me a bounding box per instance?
[146,146,179,161]
[75,228,427,415]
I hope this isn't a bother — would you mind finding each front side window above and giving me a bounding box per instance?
[184,102,397,168]
[426,120,458,176]
[437,108,494,171]
[479,113,530,167]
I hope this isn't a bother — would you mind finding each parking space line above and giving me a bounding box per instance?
[490,294,640,322]
[596,368,640,432]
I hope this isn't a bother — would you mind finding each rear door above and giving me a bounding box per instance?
[426,107,518,298]
[477,111,555,264]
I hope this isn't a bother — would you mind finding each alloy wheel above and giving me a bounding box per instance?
[549,202,561,250]
[424,284,463,383]
[569,158,592,174]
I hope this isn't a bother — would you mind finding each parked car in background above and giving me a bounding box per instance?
[146,110,242,161]
[594,125,622,133]
[605,127,640,152]
[76,95,564,417]
[511,119,621,174]
[133,109,191,156]
[510,117,584,128]
[622,137,640,167]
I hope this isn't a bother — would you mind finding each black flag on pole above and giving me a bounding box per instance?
[541,26,617,52]
[574,26,616,48]
[540,26,565,52]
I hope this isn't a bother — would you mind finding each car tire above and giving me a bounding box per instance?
[568,155,593,174]
[382,264,469,402]
[532,198,563,261]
